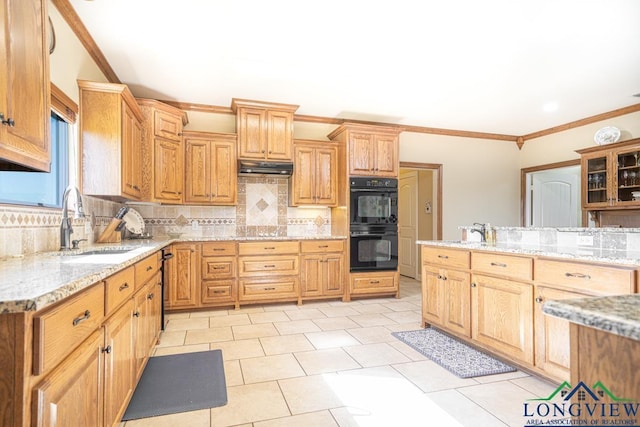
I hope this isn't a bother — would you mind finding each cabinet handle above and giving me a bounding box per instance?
[146,266,153,271]
[264,264,276,268]
[72,310,91,326]
[565,272,591,279]
[119,282,129,291]
[264,287,276,291]
[471,283,477,288]
[370,280,380,284]
[148,293,154,300]
[102,345,112,354]
[319,245,329,248]
[490,262,507,268]
[213,290,226,294]
[437,255,449,259]
[213,248,225,251]
[535,297,543,303]
[264,247,275,250]
[213,266,225,270]
[133,311,140,317]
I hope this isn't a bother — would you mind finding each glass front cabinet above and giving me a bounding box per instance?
[577,138,640,210]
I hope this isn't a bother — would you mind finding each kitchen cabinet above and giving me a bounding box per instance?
[328,124,400,178]
[184,131,237,205]
[166,243,200,309]
[138,99,188,203]
[349,271,399,297]
[0,0,50,172]
[576,137,640,210]
[200,242,237,307]
[133,272,161,380]
[300,240,345,299]
[231,98,298,161]
[290,140,338,206]
[79,80,145,201]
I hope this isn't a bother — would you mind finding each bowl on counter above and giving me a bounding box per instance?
[166,232,183,239]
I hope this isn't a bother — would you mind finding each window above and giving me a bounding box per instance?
[0,113,69,207]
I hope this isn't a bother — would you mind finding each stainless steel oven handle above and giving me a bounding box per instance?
[350,232,395,237]
[350,188,397,193]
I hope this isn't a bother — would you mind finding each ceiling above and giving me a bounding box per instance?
[67,0,640,137]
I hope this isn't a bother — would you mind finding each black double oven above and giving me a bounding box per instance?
[349,177,398,272]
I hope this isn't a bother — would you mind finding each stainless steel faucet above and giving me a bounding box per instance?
[60,186,85,250]
[470,222,487,242]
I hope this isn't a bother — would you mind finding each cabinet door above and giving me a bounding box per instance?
[472,274,533,364]
[211,140,237,204]
[167,244,199,309]
[291,145,316,205]
[582,152,610,208]
[315,146,337,206]
[614,146,640,207]
[133,286,150,380]
[421,265,445,326]
[237,107,267,159]
[103,299,134,427]
[266,110,293,160]
[323,253,344,295]
[154,109,182,141]
[155,137,183,203]
[373,134,398,177]
[444,269,471,337]
[300,254,322,297]
[121,103,142,200]
[0,0,50,172]
[349,133,374,175]
[184,138,210,203]
[31,330,104,427]
[534,286,586,382]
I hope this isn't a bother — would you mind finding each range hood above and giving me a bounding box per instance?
[238,160,294,176]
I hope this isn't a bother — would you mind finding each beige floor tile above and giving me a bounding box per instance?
[304,330,361,349]
[318,306,361,318]
[426,389,507,427]
[346,326,396,344]
[212,338,265,360]
[273,319,321,335]
[473,370,530,384]
[189,308,228,318]
[392,360,479,392]
[232,323,280,340]
[284,308,327,321]
[382,310,422,324]
[355,297,395,305]
[184,327,234,345]
[233,306,267,314]
[297,301,333,309]
[155,330,185,347]
[382,301,421,312]
[349,303,392,314]
[278,373,345,414]
[165,312,190,320]
[510,375,557,397]
[123,409,210,427]
[254,410,339,427]
[312,316,360,331]
[210,381,290,426]
[263,302,300,312]
[260,334,315,355]
[348,313,397,327]
[249,311,290,324]
[384,322,423,332]
[343,343,411,367]
[164,317,210,331]
[241,353,305,383]
[224,359,244,386]
[294,348,361,375]
[153,343,210,356]
[209,313,251,327]
[387,340,428,361]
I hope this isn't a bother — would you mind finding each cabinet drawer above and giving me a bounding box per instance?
[202,241,237,256]
[105,266,136,315]
[351,273,397,294]
[239,241,299,256]
[472,252,533,281]
[239,278,299,301]
[202,256,236,279]
[422,246,470,269]
[201,280,236,304]
[239,255,299,276]
[33,282,105,375]
[154,109,182,141]
[534,258,635,295]
[135,252,160,288]
[301,240,344,253]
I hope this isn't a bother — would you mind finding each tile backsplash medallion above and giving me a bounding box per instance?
[1,177,331,258]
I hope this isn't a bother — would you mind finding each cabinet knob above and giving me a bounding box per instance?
[471,283,477,288]
[261,150,265,153]
[102,345,112,354]
[148,293,154,300]
[535,297,543,303]
[1,116,15,127]
[133,311,140,317]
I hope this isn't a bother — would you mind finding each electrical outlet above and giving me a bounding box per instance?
[577,235,594,246]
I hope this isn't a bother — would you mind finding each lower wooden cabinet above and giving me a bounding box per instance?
[300,240,345,299]
[166,243,199,309]
[350,271,398,296]
[422,265,471,337]
[133,273,162,380]
[200,242,238,308]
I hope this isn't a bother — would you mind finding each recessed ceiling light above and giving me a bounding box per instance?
[543,102,559,113]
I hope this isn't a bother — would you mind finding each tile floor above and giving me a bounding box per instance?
[122,277,557,427]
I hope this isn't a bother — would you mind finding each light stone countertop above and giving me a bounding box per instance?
[543,295,640,341]
[417,240,640,267]
[0,235,347,314]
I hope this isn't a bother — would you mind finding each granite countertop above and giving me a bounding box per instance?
[543,295,640,341]
[0,235,347,314]
[417,240,640,267]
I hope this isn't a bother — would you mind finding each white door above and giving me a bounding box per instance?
[526,166,581,227]
[399,172,418,278]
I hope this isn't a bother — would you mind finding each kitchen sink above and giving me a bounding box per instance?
[72,249,133,256]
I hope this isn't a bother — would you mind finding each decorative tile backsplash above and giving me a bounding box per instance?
[1,177,332,258]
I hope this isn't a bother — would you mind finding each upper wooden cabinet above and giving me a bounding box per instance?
[577,138,640,210]
[0,0,50,172]
[79,80,145,201]
[137,99,188,204]
[328,123,400,177]
[231,98,298,161]
[184,131,237,205]
[290,140,338,206]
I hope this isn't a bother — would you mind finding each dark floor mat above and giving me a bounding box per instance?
[122,349,227,421]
